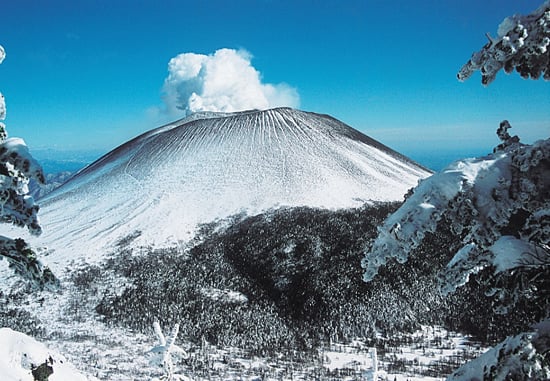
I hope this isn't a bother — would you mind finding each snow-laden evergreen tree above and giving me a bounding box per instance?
[0,44,58,289]
[362,131,549,293]
[363,1,549,378]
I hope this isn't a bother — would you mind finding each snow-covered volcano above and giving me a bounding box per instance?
[33,108,430,262]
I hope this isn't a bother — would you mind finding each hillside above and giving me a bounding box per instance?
[19,108,430,266]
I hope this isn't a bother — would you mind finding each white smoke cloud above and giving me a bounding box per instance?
[162,48,300,115]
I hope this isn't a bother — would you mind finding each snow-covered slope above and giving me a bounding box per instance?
[31,108,430,264]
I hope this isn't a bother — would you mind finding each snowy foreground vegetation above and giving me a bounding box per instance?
[0,203,488,380]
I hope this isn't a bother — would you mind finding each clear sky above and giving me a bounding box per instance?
[0,0,548,169]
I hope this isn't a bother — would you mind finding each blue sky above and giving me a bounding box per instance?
[0,0,548,169]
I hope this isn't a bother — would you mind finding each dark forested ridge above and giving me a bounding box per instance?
[85,202,522,353]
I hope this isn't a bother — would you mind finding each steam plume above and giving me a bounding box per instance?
[162,48,299,115]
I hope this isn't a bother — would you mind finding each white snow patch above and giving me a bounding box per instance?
[200,287,248,304]
[0,328,97,381]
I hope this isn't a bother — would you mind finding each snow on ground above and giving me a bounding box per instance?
[373,326,485,381]
[0,327,98,381]
[0,270,487,381]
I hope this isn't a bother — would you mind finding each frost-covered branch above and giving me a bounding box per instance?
[458,1,550,85]
[0,43,57,289]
